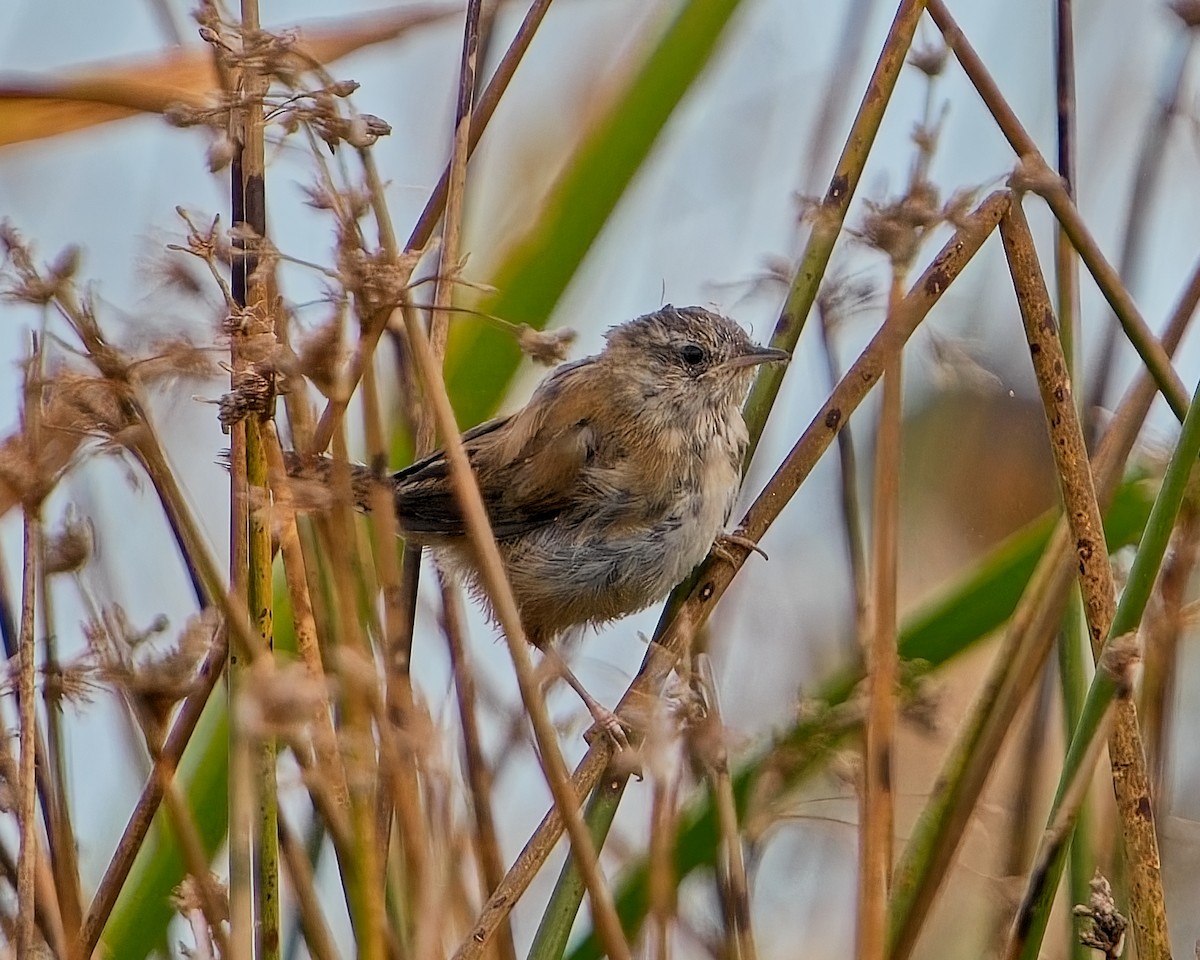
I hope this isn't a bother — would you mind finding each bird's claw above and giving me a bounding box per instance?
[583,706,632,752]
[713,532,768,564]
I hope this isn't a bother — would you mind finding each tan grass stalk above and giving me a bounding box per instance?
[326,425,387,959]
[362,355,432,909]
[276,816,339,960]
[1000,198,1169,958]
[0,733,66,955]
[17,501,40,957]
[648,773,679,960]
[694,658,756,960]
[1052,0,1079,370]
[396,2,629,954]
[858,278,904,960]
[442,574,518,960]
[35,526,83,944]
[816,301,869,630]
[404,189,634,960]
[261,424,350,816]
[226,1,279,953]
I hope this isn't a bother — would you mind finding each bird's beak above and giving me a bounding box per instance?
[723,345,790,370]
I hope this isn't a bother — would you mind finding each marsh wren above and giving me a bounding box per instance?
[290,305,787,735]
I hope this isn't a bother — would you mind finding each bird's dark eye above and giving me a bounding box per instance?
[679,343,706,366]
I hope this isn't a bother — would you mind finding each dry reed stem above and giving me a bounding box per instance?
[1000,201,1114,648]
[17,505,39,957]
[886,252,1200,960]
[401,204,633,960]
[858,276,904,960]
[16,257,280,955]
[1050,5,1090,945]
[1086,17,1197,423]
[1052,0,1079,369]
[228,708,255,960]
[226,280,254,960]
[401,3,627,959]
[276,816,339,960]
[130,413,269,665]
[12,347,67,957]
[1000,198,1169,958]
[452,190,1009,960]
[262,425,350,811]
[330,9,559,916]
[77,631,227,955]
[648,773,679,960]
[0,734,66,955]
[226,1,279,947]
[389,0,484,928]
[926,0,1189,420]
[309,0,558,455]
[1000,701,1119,960]
[98,660,234,957]
[816,302,869,631]
[327,426,387,959]
[406,0,558,254]
[362,356,432,907]
[442,573,518,960]
[161,742,233,958]
[694,659,756,960]
[36,527,84,947]
[1140,499,1199,796]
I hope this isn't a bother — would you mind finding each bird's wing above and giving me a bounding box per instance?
[391,360,601,539]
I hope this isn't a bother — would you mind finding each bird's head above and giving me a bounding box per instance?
[601,305,789,421]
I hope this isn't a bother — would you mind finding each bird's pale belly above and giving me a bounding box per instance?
[489,453,741,644]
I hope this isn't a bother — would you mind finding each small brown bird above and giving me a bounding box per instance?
[290,305,787,735]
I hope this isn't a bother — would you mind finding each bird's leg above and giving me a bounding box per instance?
[540,645,630,750]
[713,531,769,564]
